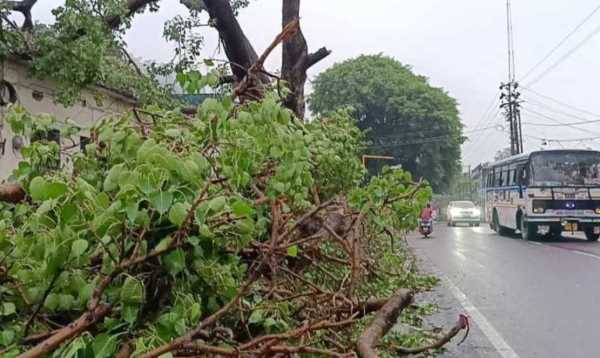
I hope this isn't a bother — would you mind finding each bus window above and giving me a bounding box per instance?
[516,165,528,185]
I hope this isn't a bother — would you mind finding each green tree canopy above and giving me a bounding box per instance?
[309,54,464,192]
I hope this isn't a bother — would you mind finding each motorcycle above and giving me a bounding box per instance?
[419,219,433,238]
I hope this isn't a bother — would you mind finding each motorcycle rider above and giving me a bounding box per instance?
[419,203,434,237]
[420,203,434,221]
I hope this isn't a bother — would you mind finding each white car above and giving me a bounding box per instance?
[447,201,481,227]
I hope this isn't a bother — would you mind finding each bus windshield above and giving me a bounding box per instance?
[530,151,600,187]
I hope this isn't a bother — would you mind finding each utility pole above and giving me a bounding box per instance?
[500,81,523,155]
[500,0,523,156]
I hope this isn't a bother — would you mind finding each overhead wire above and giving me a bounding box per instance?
[521,86,600,118]
[520,3,600,81]
[521,106,600,135]
[525,21,600,87]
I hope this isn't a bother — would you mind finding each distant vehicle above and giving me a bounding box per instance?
[447,201,481,226]
[477,149,600,241]
[419,219,433,238]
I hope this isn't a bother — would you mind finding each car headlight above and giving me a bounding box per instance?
[450,208,461,216]
[473,209,481,216]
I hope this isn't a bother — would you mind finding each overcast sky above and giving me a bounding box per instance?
[32,0,600,167]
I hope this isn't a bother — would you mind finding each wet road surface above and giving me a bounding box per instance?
[409,223,600,358]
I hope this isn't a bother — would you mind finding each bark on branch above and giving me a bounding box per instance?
[105,0,158,29]
[0,183,26,203]
[17,304,111,358]
[356,289,413,358]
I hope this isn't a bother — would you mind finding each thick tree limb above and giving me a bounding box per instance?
[306,47,332,70]
[0,183,25,203]
[356,289,413,358]
[105,0,158,29]
[395,314,470,355]
[187,0,263,83]
[1,0,38,29]
[17,304,111,358]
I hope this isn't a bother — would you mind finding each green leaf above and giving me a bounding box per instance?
[45,182,68,199]
[231,199,254,217]
[163,249,186,275]
[103,163,126,191]
[29,176,48,201]
[60,203,78,225]
[208,196,227,212]
[44,293,61,310]
[287,245,298,257]
[122,305,139,324]
[0,329,15,346]
[93,333,117,358]
[169,202,190,227]
[1,302,16,316]
[150,191,174,215]
[248,310,263,324]
[120,276,144,305]
[71,239,89,257]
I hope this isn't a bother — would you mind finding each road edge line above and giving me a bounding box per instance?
[438,273,521,358]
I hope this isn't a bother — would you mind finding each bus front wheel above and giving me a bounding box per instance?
[585,228,600,242]
[520,219,537,241]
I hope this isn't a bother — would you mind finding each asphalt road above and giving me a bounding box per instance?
[408,223,600,358]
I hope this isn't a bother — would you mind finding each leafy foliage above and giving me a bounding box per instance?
[0,93,433,356]
[310,54,464,192]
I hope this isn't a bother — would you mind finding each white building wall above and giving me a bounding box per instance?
[0,58,135,179]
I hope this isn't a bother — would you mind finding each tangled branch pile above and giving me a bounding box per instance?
[0,93,453,357]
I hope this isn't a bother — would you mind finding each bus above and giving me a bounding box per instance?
[479,149,600,241]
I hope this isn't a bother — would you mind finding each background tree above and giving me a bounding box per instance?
[310,54,464,192]
[494,147,512,161]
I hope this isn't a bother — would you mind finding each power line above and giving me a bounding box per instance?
[521,86,600,118]
[525,21,600,87]
[525,99,600,123]
[521,106,600,135]
[520,3,600,81]
[367,126,502,150]
[523,117,600,127]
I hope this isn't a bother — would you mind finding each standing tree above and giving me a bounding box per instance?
[310,54,464,192]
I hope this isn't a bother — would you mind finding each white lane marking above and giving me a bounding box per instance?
[439,273,521,358]
[572,250,600,260]
[527,241,600,261]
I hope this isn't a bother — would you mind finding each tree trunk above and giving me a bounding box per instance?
[281,0,330,119]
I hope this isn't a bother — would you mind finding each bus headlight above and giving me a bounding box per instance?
[533,207,545,214]
[595,208,600,215]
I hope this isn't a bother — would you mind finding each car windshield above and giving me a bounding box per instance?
[452,202,475,208]
[530,151,600,187]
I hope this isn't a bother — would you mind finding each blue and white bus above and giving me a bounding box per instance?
[479,149,600,241]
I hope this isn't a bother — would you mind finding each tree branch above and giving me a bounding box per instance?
[17,304,112,358]
[0,183,26,203]
[395,314,470,355]
[356,289,413,358]
[1,0,38,30]
[306,47,332,70]
[104,0,158,29]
